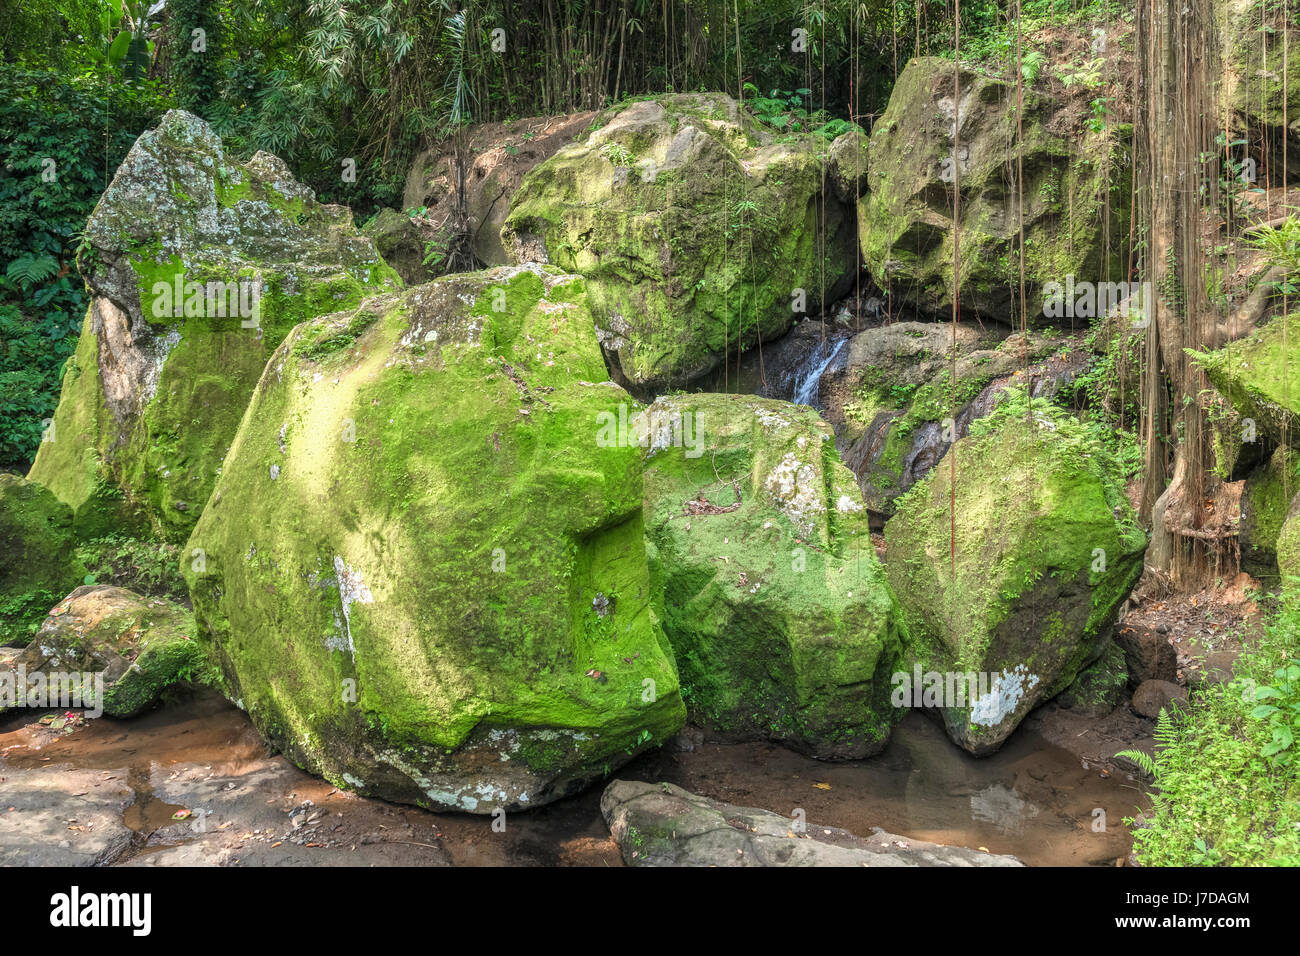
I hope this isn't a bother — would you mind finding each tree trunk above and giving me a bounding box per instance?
[1136,0,1225,587]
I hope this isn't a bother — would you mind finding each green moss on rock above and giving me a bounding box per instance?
[27,111,401,543]
[7,585,207,717]
[1194,315,1300,450]
[0,475,88,645]
[883,401,1146,754]
[859,58,1129,321]
[1056,639,1127,718]
[184,264,684,813]
[642,394,905,758]
[1240,445,1300,577]
[503,94,857,390]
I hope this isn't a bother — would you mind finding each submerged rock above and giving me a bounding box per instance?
[503,94,858,391]
[0,475,86,645]
[601,780,1023,866]
[884,404,1146,755]
[6,585,204,717]
[184,265,684,813]
[27,110,401,542]
[859,57,1128,321]
[641,394,904,759]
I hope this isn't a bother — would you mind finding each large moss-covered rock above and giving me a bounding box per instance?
[0,475,87,645]
[884,403,1146,754]
[1275,491,1300,590]
[859,58,1128,321]
[361,208,429,285]
[1223,0,1300,141]
[502,94,857,391]
[1240,445,1300,577]
[27,110,401,542]
[641,394,904,759]
[1196,316,1300,450]
[184,264,685,813]
[6,586,205,717]
[819,322,1078,522]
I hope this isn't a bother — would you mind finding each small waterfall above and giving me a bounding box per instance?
[792,336,847,407]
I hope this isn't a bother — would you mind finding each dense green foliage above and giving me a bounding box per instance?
[0,65,172,470]
[1129,597,1300,866]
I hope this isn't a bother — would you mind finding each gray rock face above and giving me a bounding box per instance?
[817,321,1086,522]
[601,780,1023,867]
[1130,679,1188,719]
[1115,621,1178,686]
[502,93,860,391]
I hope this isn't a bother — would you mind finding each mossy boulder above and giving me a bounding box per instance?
[859,57,1129,321]
[1195,317,1300,450]
[502,94,857,391]
[1275,491,1300,590]
[0,475,87,645]
[184,264,685,813]
[1240,445,1300,577]
[883,406,1146,754]
[361,208,429,285]
[27,110,401,543]
[819,322,1075,522]
[5,586,205,717]
[1055,639,1127,718]
[1223,0,1300,141]
[641,393,905,759]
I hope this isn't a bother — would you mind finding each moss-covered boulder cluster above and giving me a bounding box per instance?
[503,94,858,391]
[27,110,401,544]
[859,57,1129,321]
[4,79,1159,808]
[642,394,904,758]
[884,403,1146,753]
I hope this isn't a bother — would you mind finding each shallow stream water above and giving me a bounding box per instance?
[0,692,1146,866]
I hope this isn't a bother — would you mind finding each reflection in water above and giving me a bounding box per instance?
[969,783,1040,836]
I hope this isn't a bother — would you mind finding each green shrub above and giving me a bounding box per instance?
[0,64,172,471]
[1128,598,1300,866]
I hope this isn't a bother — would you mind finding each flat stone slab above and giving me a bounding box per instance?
[601,779,1023,867]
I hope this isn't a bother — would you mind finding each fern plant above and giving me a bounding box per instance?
[1114,747,1156,778]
